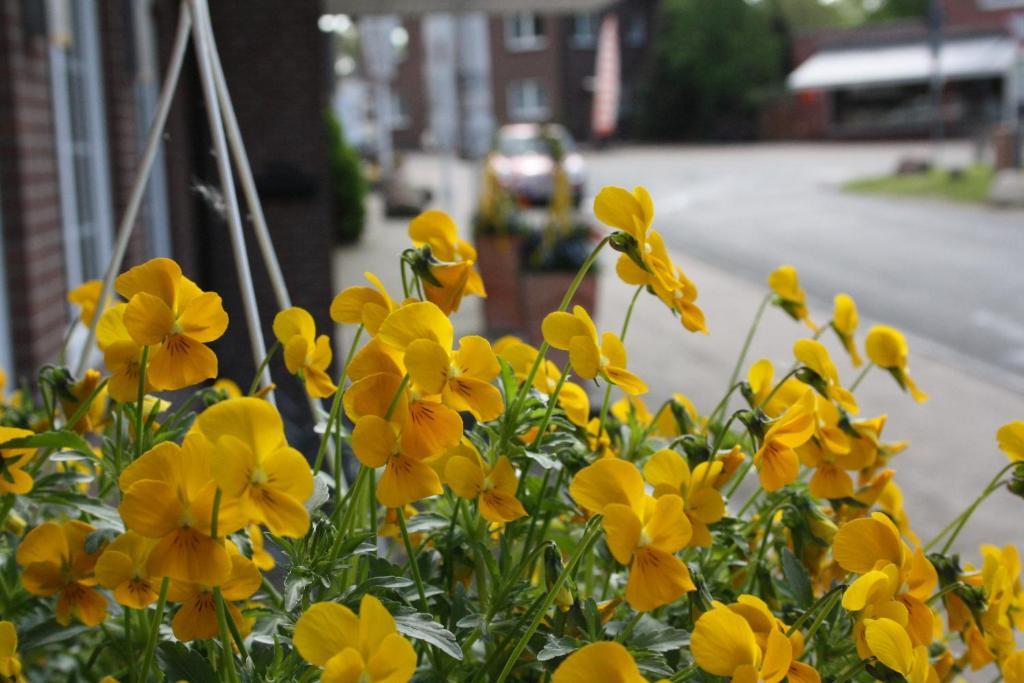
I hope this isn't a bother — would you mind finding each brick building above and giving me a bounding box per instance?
[0,0,336,429]
[782,0,1024,138]
[384,0,655,154]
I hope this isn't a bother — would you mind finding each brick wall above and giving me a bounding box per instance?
[943,0,1024,29]
[489,15,565,126]
[0,0,67,377]
[155,0,336,438]
[392,18,427,150]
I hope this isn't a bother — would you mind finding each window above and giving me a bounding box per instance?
[507,79,550,121]
[571,13,598,49]
[504,13,546,51]
[131,0,172,258]
[624,13,647,47]
[389,91,411,130]
[48,0,114,287]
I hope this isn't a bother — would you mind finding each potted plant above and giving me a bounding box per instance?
[518,136,598,345]
[473,166,529,336]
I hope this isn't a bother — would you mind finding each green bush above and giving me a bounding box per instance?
[326,111,366,245]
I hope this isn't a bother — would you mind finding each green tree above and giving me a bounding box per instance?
[640,0,784,140]
[326,111,367,245]
[865,0,929,21]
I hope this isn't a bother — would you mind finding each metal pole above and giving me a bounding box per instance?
[204,25,292,311]
[189,0,275,403]
[75,4,192,376]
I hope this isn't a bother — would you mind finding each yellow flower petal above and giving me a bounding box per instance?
[352,416,398,469]
[123,292,175,346]
[832,514,904,574]
[377,455,442,508]
[378,301,454,352]
[692,605,760,676]
[542,311,592,351]
[644,494,692,553]
[115,257,181,308]
[601,503,642,565]
[405,339,450,395]
[626,546,694,612]
[864,617,914,675]
[294,602,360,666]
[569,459,645,516]
[177,292,228,343]
[445,455,484,500]
[365,632,417,683]
[552,641,646,683]
[147,335,218,390]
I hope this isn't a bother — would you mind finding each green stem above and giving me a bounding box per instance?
[495,517,603,683]
[799,587,844,646]
[594,285,644,448]
[669,664,698,683]
[312,324,364,473]
[247,341,281,396]
[848,363,873,392]
[786,583,846,636]
[398,507,429,613]
[615,611,643,643]
[722,293,772,415]
[757,368,801,410]
[214,587,239,683]
[137,576,169,683]
[926,581,967,606]
[124,608,136,682]
[926,462,1017,553]
[65,377,109,432]
[134,346,150,459]
[529,361,572,449]
[833,659,866,683]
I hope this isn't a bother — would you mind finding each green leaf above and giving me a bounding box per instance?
[627,615,689,652]
[781,547,813,608]
[523,449,561,470]
[393,612,463,660]
[17,622,89,652]
[157,642,218,682]
[537,635,578,662]
[0,430,92,454]
[284,573,312,611]
[405,512,450,534]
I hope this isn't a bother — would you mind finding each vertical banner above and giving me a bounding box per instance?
[591,14,620,140]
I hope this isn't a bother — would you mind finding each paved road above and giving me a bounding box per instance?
[584,143,1024,394]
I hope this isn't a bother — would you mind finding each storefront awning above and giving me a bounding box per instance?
[788,35,1018,91]
[323,0,613,14]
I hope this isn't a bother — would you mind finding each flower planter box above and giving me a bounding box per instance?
[520,269,597,347]
[475,233,525,337]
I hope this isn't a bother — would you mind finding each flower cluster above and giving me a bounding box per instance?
[0,184,1020,683]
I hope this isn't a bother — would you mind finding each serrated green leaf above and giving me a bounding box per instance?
[781,547,813,608]
[537,635,578,661]
[157,642,217,682]
[394,612,463,660]
[0,430,92,454]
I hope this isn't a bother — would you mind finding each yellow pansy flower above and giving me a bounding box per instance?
[793,339,858,414]
[293,594,416,683]
[768,265,816,330]
[197,397,314,538]
[834,513,937,654]
[997,421,1024,463]
[380,301,503,422]
[17,520,107,626]
[863,617,937,682]
[570,459,695,611]
[691,602,792,683]
[352,414,442,508]
[115,257,228,390]
[330,272,396,335]
[96,304,151,403]
[248,524,275,571]
[213,377,243,398]
[1003,650,1024,683]
[0,427,35,496]
[273,307,337,398]
[642,449,725,547]
[409,210,486,315]
[119,435,245,584]
[552,641,647,683]
[68,279,109,327]
[616,230,707,335]
[865,326,927,403]
[445,448,527,524]
[796,396,874,500]
[499,339,591,427]
[832,293,863,367]
[0,620,22,679]
[594,185,653,252]
[720,595,821,683]
[60,369,108,434]
[94,531,159,609]
[542,306,647,395]
[753,389,816,492]
[166,551,260,642]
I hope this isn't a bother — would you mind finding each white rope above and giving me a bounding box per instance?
[74,6,192,376]
[189,0,275,403]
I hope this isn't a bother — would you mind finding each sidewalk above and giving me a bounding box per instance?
[335,155,1024,556]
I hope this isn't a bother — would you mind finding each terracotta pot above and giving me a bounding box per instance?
[475,233,525,336]
[520,270,598,347]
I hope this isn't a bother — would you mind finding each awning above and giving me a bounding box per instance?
[788,35,1018,91]
[323,0,613,14]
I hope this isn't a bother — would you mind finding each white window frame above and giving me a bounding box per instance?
[132,0,172,258]
[571,13,598,49]
[503,13,546,52]
[507,79,550,121]
[48,0,115,289]
[0,190,13,377]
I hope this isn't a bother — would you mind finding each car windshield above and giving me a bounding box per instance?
[497,128,575,157]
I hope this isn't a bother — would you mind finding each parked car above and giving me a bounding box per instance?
[485,123,586,207]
